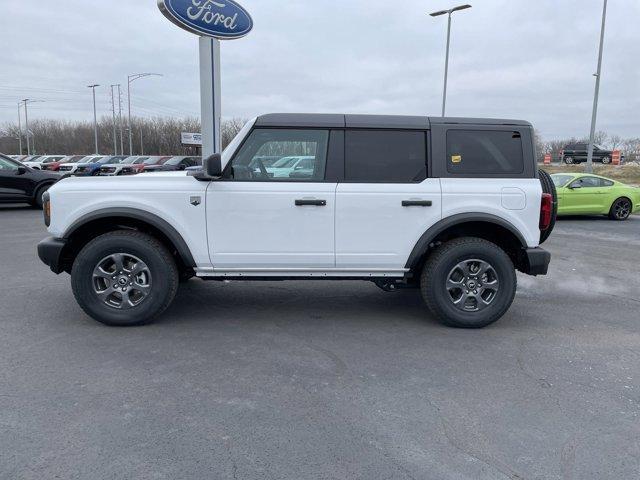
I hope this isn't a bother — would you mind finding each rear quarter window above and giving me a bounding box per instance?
[446,130,524,176]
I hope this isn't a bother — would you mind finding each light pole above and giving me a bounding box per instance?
[430,4,472,117]
[586,0,608,174]
[21,99,44,155]
[110,85,118,154]
[117,84,124,155]
[17,103,23,155]
[127,73,163,155]
[88,84,100,154]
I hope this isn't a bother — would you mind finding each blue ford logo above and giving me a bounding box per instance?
[158,0,253,39]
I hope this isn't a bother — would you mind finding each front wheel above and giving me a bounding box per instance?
[609,198,632,221]
[71,230,179,326]
[420,238,517,329]
[601,156,611,164]
[564,157,574,165]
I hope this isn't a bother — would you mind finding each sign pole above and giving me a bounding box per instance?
[199,37,222,158]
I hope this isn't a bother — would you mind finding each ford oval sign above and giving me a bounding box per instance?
[158,0,253,40]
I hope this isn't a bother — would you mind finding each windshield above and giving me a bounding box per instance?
[88,157,105,164]
[222,118,256,168]
[551,174,574,187]
[165,157,184,166]
[143,157,170,165]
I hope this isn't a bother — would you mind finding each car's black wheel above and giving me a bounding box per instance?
[564,157,574,165]
[71,230,179,326]
[538,169,557,244]
[30,184,51,209]
[420,237,517,329]
[602,156,611,165]
[609,197,632,221]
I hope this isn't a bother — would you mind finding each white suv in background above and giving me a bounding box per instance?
[38,114,556,329]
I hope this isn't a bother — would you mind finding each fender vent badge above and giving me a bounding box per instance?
[190,196,202,207]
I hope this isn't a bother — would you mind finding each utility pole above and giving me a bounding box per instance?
[17,103,23,155]
[117,84,124,156]
[429,4,472,117]
[21,99,45,155]
[127,73,163,155]
[140,127,144,155]
[22,99,30,155]
[586,0,608,174]
[88,84,100,154]
[110,85,118,154]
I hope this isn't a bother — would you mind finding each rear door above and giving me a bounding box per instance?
[335,129,441,271]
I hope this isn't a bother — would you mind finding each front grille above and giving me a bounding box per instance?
[101,167,116,174]
[59,166,72,172]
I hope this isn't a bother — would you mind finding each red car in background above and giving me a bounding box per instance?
[140,156,172,172]
[41,155,87,172]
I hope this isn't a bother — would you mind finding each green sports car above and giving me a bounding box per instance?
[551,173,640,220]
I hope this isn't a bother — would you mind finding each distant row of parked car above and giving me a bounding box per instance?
[7,154,202,176]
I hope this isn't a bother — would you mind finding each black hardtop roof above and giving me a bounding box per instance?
[256,113,532,129]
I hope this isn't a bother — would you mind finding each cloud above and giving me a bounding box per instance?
[0,0,638,139]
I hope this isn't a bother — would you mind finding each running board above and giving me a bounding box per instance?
[195,267,409,278]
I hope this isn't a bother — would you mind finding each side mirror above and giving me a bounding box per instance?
[204,153,222,178]
[17,166,27,175]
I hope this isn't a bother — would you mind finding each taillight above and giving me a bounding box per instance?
[540,193,552,231]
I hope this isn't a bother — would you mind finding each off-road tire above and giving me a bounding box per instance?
[538,169,557,244]
[71,230,179,326]
[420,237,517,329]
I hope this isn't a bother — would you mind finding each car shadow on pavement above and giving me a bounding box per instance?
[161,280,441,328]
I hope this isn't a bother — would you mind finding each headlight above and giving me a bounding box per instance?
[43,191,51,227]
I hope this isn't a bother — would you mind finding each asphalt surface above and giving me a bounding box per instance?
[1,205,639,480]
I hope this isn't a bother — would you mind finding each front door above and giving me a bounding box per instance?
[564,176,606,214]
[207,128,336,270]
[0,157,30,201]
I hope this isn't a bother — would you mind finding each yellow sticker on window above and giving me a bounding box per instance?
[451,155,462,164]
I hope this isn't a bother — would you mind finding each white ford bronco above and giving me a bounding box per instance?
[38,114,555,328]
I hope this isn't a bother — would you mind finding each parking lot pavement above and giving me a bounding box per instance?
[1,206,639,480]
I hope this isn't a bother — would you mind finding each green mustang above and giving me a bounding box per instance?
[551,173,640,220]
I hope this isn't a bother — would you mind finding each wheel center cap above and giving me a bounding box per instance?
[467,280,477,289]
[118,277,128,286]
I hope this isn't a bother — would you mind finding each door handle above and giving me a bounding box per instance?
[402,200,432,207]
[295,199,327,206]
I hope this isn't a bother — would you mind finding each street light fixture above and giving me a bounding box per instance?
[127,73,163,155]
[429,4,472,117]
[88,84,100,154]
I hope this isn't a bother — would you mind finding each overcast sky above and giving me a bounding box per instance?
[0,0,638,140]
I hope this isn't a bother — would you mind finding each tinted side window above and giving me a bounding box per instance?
[345,130,427,183]
[446,130,524,175]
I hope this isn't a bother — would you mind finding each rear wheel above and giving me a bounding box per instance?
[71,230,179,326]
[609,198,632,221]
[564,157,574,165]
[602,156,611,165]
[420,238,517,329]
[538,169,557,244]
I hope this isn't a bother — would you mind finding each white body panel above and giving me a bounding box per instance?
[47,173,211,266]
[336,180,442,269]
[206,182,337,268]
[440,178,542,247]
